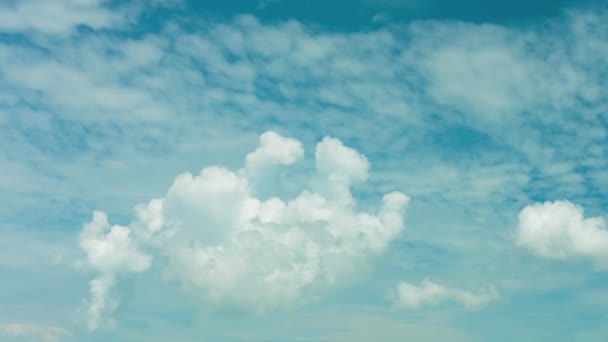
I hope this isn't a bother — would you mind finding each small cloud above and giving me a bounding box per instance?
[257,0,281,10]
[516,200,608,269]
[372,13,390,24]
[391,279,500,310]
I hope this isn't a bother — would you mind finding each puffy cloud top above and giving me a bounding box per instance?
[316,136,369,183]
[245,131,304,171]
[80,131,409,327]
[80,211,151,274]
[315,137,370,206]
[516,200,608,267]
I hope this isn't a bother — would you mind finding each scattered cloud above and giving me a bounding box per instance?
[1,1,608,340]
[392,279,500,310]
[0,0,179,34]
[516,200,608,269]
[2,8,607,219]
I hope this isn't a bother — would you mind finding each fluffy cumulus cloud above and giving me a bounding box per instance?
[392,279,500,310]
[79,131,409,327]
[516,200,608,268]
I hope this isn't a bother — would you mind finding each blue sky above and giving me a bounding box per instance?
[1,0,608,341]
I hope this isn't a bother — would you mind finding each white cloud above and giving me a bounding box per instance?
[79,211,151,330]
[86,274,117,331]
[245,131,304,171]
[315,137,370,207]
[516,200,608,268]
[80,131,409,326]
[392,279,500,310]
[243,131,304,196]
[1,323,70,342]
[80,211,151,274]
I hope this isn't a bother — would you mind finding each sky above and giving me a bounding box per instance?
[1,0,608,341]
